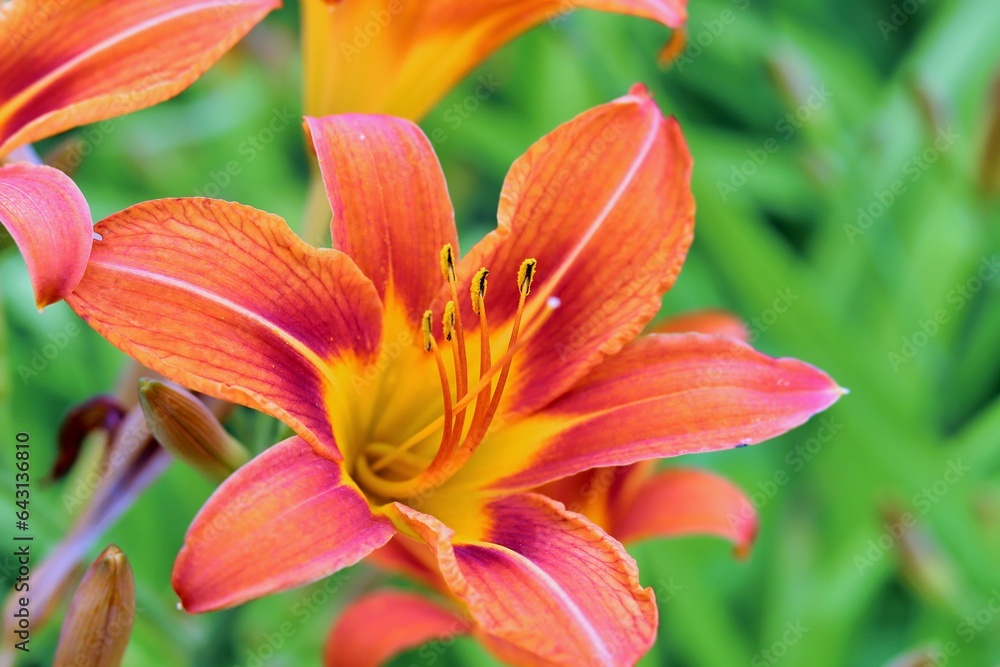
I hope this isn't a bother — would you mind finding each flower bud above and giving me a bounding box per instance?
[138,379,249,481]
[53,545,135,667]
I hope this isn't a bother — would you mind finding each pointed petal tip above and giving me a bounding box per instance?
[0,163,92,309]
[658,28,688,66]
[732,521,759,560]
[628,82,653,99]
[100,544,124,560]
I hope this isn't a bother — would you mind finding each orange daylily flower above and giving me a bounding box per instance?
[0,0,278,308]
[67,87,843,666]
[325,311,758,666]
[302,0,687,119]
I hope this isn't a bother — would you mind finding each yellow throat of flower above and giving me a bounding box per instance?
[352,246,546,502]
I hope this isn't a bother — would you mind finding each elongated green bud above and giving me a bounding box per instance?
[138,379,249,481]
[53,545,135,667]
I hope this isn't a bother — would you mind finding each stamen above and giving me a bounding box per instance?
[372,310,454,473]
[420,310,434,352]
[361,255,563,499]
[440,244,457,283]
[454,259,536,461]
[443,247,471,456]
[470,267,488,315]
[401,265,561,470]
[517,258,537,295]
[468,268,492,435]
[443,301,456,341]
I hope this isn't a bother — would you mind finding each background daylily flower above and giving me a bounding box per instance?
[0,0,278,308]
[302,0,687,120]
[66,87,842,666]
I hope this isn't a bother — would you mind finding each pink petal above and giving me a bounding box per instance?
[307,114,458,330]
[0,162,91,308]
[173,437,395,613]
[453,333,843,490]
[66,198,383,460]
[453,86,694,416]
[325,591,469,667]
[612,467,758,557]
[392,493,657,666]
[0,0,279,154]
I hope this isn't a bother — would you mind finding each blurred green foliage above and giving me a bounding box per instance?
[2,0,1000,665]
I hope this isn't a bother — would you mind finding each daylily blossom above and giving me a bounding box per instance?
[302,0,687,120]
[67,87,842,665]
[325,310,759,666]
[330,464,755,666]
[0,0,278,308]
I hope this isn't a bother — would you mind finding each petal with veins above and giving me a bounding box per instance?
[0,162,91,308]
[174,437,395,613]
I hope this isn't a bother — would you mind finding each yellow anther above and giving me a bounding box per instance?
[443,301,457,341]
[421,310,434,351]
[470,268,489,315]
[517,258,537,295]
[440,244,457,283]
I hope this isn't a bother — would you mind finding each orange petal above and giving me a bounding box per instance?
[612,467,758,557]
[453,333,843,490]
[66,198,383,460]
[303,0,685,120]
[306,114,457,328]
[455,86,694,416]
[367,537,444,592]
[324,591,469,667]
[0,0,279,155]
[0,162,91,308]
[392,493,657,666]
[173,437,395,613]
[650,308,748,341]
[534,463,654,534]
